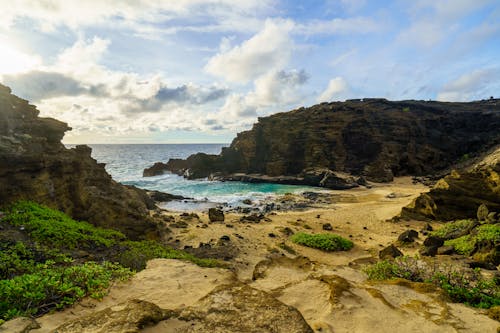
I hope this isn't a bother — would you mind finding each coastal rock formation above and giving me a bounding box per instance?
[401,146,500,221]
[0,84,158,239]
[151,98,500,185]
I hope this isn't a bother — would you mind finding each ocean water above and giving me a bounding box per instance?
[69,144,314,210]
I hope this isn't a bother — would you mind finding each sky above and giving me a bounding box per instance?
[0,0,499,144]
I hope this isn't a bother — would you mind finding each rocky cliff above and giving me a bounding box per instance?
[0,84,158,239]
[156,98,500,185]
[400,145,500,221]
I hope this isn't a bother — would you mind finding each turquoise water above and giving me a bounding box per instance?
[71,144,314,207]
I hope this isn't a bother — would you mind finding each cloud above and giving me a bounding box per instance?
[2,71,106,101]
[295,17,380,35]
[317,77,350,102]
[205,19,295,83]
[249,69,309,106]
[0,0,273,35]
[437,68,500,101]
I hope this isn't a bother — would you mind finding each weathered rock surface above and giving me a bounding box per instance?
[54,299,169,333]
[208,208,224,222]
[401,146,500,221]
[0,84,158,239]
[0,317,39,333]
[154,98,500,185]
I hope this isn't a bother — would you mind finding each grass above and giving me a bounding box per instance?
[363,256,500,309]
[4,201,125,249]
[290,232,353,251]
[0,201,224,321]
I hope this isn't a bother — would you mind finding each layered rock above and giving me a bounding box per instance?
[152,98,500,185]
[401,146,500,221]
[0,84,158,239]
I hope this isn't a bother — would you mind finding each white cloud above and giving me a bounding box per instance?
[295,17,380,35]
[437,68,500,101]
[0,0,273,35]
[317,77,350,102]
[205,19,295,83]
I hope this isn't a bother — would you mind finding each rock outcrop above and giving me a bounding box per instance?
[0,83,158,239]
[400,146,500,221]
[150,98,500,186]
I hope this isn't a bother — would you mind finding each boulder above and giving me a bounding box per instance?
[322,223,333,231]
[437,245,455,255]
[379,244,403,259]
[423,236,444,248]
[208,208,225,222]
[397,230,418,243]
[54,299,169,333]
[477,203,489,222]
[0,317,39,333]
[175,283,313,333]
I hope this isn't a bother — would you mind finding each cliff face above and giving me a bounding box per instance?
[0,84,158,239]
[163,98,500,183]
[400,146,500,221]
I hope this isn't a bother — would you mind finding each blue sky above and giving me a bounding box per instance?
[0,0,499,143]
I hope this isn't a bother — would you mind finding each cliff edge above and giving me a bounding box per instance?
[0,83,158,239]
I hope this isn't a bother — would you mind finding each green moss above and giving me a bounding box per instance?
[363,260,400,280]
[430,219,475,239]
[290,232,353,251]
[4,201,125,249]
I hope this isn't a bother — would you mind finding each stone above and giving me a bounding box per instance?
[397,230,418,243]
[0,317,40,333]
[379,244,403,259]
[437,245,455,255]
[208,208,224,222]
[54,299,169,333]
[477,203,489,222]
[175,283,313,333]
[423,236,444,248]
[242,199,253,205]
[322,223,333,230]
[420,246,439,257]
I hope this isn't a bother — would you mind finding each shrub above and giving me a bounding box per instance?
[363,256,500,308]
[4,201,125,249]
[290,232,353,251]
[445,223,500,256]
[0,261,132,321]
[430,219,475,239]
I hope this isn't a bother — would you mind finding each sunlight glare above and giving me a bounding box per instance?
[0,42,40,74]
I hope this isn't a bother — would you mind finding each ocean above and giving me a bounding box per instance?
[70,144,314,210]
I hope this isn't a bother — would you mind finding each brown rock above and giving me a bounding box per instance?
[0,84,159,240]
[379,244,403,259]
[54,299,170,333]
[0,317,40,333]
[152,98,500,185]
[398,230,418,243]
[143,162,169,177]
[208,208,224,222]
[176,283,313,333]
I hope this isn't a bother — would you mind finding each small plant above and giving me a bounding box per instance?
[363,256,500,308]
[290,232,353,251]
[430,219,475,239]
[402,107,410,112]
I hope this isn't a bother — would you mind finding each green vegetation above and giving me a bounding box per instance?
[119,240,221,271]
[4,201,125,249]
[402,107,410,112]
[0,201,223,321]
[430,219,475,239]
[445,223,500,255]
[364,256,500,309]
[290,232,353,251]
